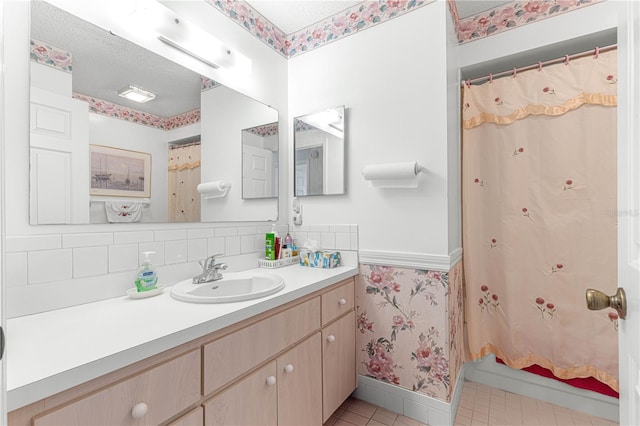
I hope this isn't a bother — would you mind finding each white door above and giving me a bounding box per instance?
[617,1,640,424]
[242,144,272,198]
[29,87,89,224]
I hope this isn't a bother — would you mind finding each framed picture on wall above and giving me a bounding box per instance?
[90,145,151,198]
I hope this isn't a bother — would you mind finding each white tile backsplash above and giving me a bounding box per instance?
[114,230,154,244]
[165,240,188,264]
[225,236,241,256]
[154,229,187,241]
[238,226,257,236]
[188,228,214,239]
[63,233,113,248]
[188,239,208,261]
[215,227,238,237]
[321,232,336,250]
[5,252,28,287]
[335,232,351,250]
[139,242,166,266]
[5,224,358,318]
[240,235,255,253]
[208,237,225,256]
[73,246,108,278]
[108,244,139,273]
[28,249,72,284]
[7,235,61,252]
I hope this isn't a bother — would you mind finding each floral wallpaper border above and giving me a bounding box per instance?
[206,0,605,57]
[206,0,433,58]
[30,39,73,72]
[72,93,201,131]
[449,0,606,44]
[245,122,279,137]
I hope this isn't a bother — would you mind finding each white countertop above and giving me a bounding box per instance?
[6,264,358,411]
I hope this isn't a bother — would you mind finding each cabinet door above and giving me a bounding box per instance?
[322,311,356,423]
[277,333,322,426]
[203,361,277,426]
[168,407,203,426]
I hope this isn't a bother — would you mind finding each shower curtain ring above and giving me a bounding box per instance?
[594,46,600,59]
[489,73,493,83]
[538,61,542,71]
[564,54,570,65]
[512,68,517,78]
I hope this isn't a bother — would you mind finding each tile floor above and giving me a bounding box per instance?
[324,381,619,426]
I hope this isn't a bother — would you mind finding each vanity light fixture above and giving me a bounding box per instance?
[117,85,156,103]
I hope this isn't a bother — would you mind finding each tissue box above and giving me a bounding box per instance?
[299,250,341,268]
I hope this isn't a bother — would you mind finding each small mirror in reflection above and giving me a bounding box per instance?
[294,106,345,197]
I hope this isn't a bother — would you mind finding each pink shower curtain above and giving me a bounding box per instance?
[168,143,201,222]
[462,49,619,392]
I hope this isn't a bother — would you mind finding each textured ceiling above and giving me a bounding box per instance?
[30,0,202,118]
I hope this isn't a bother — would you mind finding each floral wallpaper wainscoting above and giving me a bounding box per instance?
[356,262,465,403]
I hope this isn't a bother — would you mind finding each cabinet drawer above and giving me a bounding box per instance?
[203,297,320,396]
[33,349,201,426]
[203,361,277,426]
[321,278,354,325]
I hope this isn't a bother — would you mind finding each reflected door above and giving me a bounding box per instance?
[243,144,272,198]
[29,87,89,224]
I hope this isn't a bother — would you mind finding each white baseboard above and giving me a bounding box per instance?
[353,370,466,426]
[464,354,619,422]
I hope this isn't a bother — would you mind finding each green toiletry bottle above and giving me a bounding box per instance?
[135,251,158,292]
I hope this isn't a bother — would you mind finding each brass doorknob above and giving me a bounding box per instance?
[585,287,626,320]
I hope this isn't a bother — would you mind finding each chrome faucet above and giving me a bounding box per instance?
[192,254,228,284]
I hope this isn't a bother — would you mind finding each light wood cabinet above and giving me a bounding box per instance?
[9,277,356,426]
[277,333,323,425]
[322,311,357,423]
[322,279,354,325]
[202,297,320,396]
[32,349,200,426]
[168,407,204,426]
[203,362,277,426]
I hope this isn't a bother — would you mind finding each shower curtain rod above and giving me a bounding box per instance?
[461,43,617,87]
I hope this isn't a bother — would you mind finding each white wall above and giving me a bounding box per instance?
[288,2,451,258]
[2,0,288,316]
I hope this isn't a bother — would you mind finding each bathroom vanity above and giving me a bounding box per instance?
[7,265,358,425]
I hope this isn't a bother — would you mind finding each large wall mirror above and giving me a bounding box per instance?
[294,106,345,196]
[29,0,279,224]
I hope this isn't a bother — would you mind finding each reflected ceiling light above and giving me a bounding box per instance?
[117,85,156,103]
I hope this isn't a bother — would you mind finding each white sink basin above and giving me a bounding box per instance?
[170,271,285,303]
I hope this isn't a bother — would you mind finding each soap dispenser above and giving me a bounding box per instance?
[135,251,158,292]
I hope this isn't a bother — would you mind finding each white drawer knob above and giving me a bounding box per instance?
[338,298,347,305]
[131,402,148,419]
[284,364,294,373]
[266,376,276,386]
[327,335,336,343]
